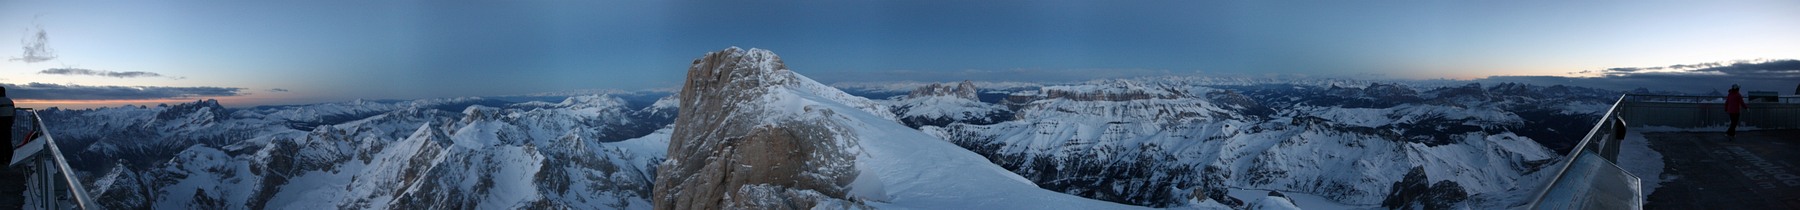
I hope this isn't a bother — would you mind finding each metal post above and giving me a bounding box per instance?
[43,157,55,210]
[38,157,51,210]
[30,158,38,209]
[35,157,43,209]
[52,161,64,209]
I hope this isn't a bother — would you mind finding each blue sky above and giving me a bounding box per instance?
[2,1,1798,108]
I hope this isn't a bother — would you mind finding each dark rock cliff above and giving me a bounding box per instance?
[653,47,862,210]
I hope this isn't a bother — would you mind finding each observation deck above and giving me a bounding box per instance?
[1529,94,1800,210]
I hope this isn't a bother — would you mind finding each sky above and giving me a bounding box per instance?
[1,1,1798,108]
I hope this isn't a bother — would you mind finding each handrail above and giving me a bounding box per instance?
[1618,93,1800,129]
[21,111,101,209]
[1624,94,1800,104]
[1524,94,1630,209]
[1621,93,1800,98]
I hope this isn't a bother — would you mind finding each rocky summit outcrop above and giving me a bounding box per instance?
[653,47,864,210]
[890,80,1010,128]
[1039,80,1186,101]
[906,80,978,100]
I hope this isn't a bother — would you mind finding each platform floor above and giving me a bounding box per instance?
[1643,130,1800,209]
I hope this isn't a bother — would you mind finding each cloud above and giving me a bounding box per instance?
[1603,67,1660,72]
[38,67,183,79]
[268,88,290,92]
[1486,59,1800,94]
[1593,59,1800,78]
[1681,60,1800,74]
[1586,59,1800,77]
[8,22,56,63]
[1666,62,1723,70]
[1,83,246,100]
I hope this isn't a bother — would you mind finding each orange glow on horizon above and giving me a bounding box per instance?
[9,96,296,109]
[13,99,206,109]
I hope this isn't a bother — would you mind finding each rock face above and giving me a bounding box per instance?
[44,94,676,209]
[890,80,1010,128]
[919,80,1612,208]
[653,47,862,210]
[906,80,979,100]
[1381,167,1469,210]
[1040,80,1186,101]
[651,47,1144,210]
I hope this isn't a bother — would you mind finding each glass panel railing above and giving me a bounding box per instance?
[1531,149,1643,210]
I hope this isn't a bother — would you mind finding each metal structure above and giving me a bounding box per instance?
[1617,94,1800,129]
[9,110,100,210]
[1527,94,1800,209]
[1526,94,1642,210]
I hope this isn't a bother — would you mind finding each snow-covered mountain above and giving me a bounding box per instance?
[896,79,1615,209]
[885,80,1011,128]
[24,47,1621,209]
[653,47,1144,209]
[36,94,676,209]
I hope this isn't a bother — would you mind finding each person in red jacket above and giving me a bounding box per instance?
[1725,84,1748,138]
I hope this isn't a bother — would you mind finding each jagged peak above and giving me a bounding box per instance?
[660,47,871,209]
[679,47,892,121]
[557,94,627,108]
[92,162,138,194]
[401,96,490,109]
[1036,79,1186,101]
[649,94,680,109]
[167,99,225,109]
[1425,82,1491,98]
[406,123,452,147]
[906,80,979,100]
[152,99,231,123]
[458,105,501,123]
[688,47,790,86]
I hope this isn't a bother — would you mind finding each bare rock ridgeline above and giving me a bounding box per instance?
[652,47,864,210]
[905,80,979,100]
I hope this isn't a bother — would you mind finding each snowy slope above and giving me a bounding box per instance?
[654,47,1145,209]
[885,81,1011,128]
[34,47,1628,210]
[907,80,1614,208]
[43,94,676,209]
[786,75,1145,209]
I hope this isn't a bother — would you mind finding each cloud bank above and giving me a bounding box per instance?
[1484,59,1800,94]
[1588,60,1799,78]
[38,68,182,79]
[1,83,245,100]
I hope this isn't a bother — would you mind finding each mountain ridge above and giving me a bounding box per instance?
[23,48,1624,209]
[653,47,1147,209]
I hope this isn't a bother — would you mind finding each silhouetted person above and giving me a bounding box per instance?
[0,86,17,208]
[1,86,12,161]
[1725,84,1747,139]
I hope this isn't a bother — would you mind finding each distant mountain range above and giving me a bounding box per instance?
[25,47,1621,209]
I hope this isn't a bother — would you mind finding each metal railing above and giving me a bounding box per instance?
[1526,94,1642,210]
[1618,94,1800,129]
[9,110,101,210]
[1526,93,1800,209]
